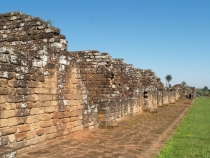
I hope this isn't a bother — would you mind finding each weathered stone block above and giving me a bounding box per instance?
[16,88,34,95]
[0,110,16,118]
[15,132,26,141]
[73,120,82,127]
[7,95,25,103]
[44,126,57,134]
[52,112,63,119]
[8,134,16,143]
[39,95,52,101]
[13,140,29,149]
[39,114,52,121]
[45,133,57,140]
[66,122,74,129]
[25,95,39,102]
[1,127,17,136]
[0,119,8,127]
[0,96,6,103]
[30,123,40,130]
[16,109,30,117]
[36,128,44,136]
[34,88,50,94]
[25,115,39,124]
[0,79,7,87]
[70,110,82,117]
[40,120,52,128]
[0,71,14,80]
[27,81,42,88]
[44,106,55,113]
[17,124,31,133]
[8,118,21,126]
[26,131,36,140]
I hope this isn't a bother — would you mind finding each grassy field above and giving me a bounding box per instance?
[157,98,210,158]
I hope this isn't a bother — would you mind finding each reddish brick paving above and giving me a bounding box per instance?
[17,98,193,158]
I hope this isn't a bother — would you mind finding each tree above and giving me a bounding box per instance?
[203,86,208,91]
[165,74,172,87]
[181,81,187,87]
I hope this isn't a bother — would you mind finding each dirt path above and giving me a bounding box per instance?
[17,98,193,158]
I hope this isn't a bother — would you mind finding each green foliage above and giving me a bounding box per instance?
[165,74,172,87]
[157,98,210,158]
[45,19,54,27]
[203,86,209,91]
[181,81,187,87]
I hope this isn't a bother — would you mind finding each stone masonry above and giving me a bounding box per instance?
[0,12,194,154]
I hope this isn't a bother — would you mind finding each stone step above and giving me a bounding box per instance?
[0,146,16,158]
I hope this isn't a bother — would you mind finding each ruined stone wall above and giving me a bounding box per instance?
[0,12,91,150]
[0,12,180,151]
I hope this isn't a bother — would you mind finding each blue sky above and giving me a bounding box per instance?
[1,0,210,88]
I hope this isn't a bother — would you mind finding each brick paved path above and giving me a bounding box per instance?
[17,98,193,158]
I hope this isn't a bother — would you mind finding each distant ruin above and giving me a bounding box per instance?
[0,12,195,156]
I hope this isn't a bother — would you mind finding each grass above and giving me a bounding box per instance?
[157,98,210,158]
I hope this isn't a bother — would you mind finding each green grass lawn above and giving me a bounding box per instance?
[157,98,210,158]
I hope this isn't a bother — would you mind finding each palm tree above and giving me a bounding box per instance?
[181,81,187,87]
[165,74,172,87]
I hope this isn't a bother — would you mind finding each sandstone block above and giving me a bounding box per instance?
[26,136,45,145]
[39,114,52,121]
[44,106,55,113]
[66,122,74,129]
[16,88,34,95]
[8,134,16,143]
[62,118,71,123]
[0,79,8,87]
[0,110,16,118]
[0,87,8,95]
[30,123,40,130]
[0,103,15,110]
[52,112,63,119]
[70,116,79,121]
[40,120,52,128]
[30,108,42,115]
[25,95,39,102]
[26,131,36,140]
[42,82,57,88]
[45,133,57,140]
[0,96,6,103]
[73,120,82,127]
[27,81,42,88]
[0,119,8,127]
[36,128,44,136]
[44,126,57,134]
[70,110,82,117]
[17,124,31,133]
[34,88,50,94]
[1,126,17,136]
[50,89,58,94]
[39,95,52,101]
[8,118,21,126]
[52,119,61,126]
[25,115,39,124]
[15,132,26,141]
[16,108,30,117]
[71,79,79,84]
[75,125,83,131]
[13,140,28,149]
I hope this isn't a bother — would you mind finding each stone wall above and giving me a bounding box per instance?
[0,12,180,151]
